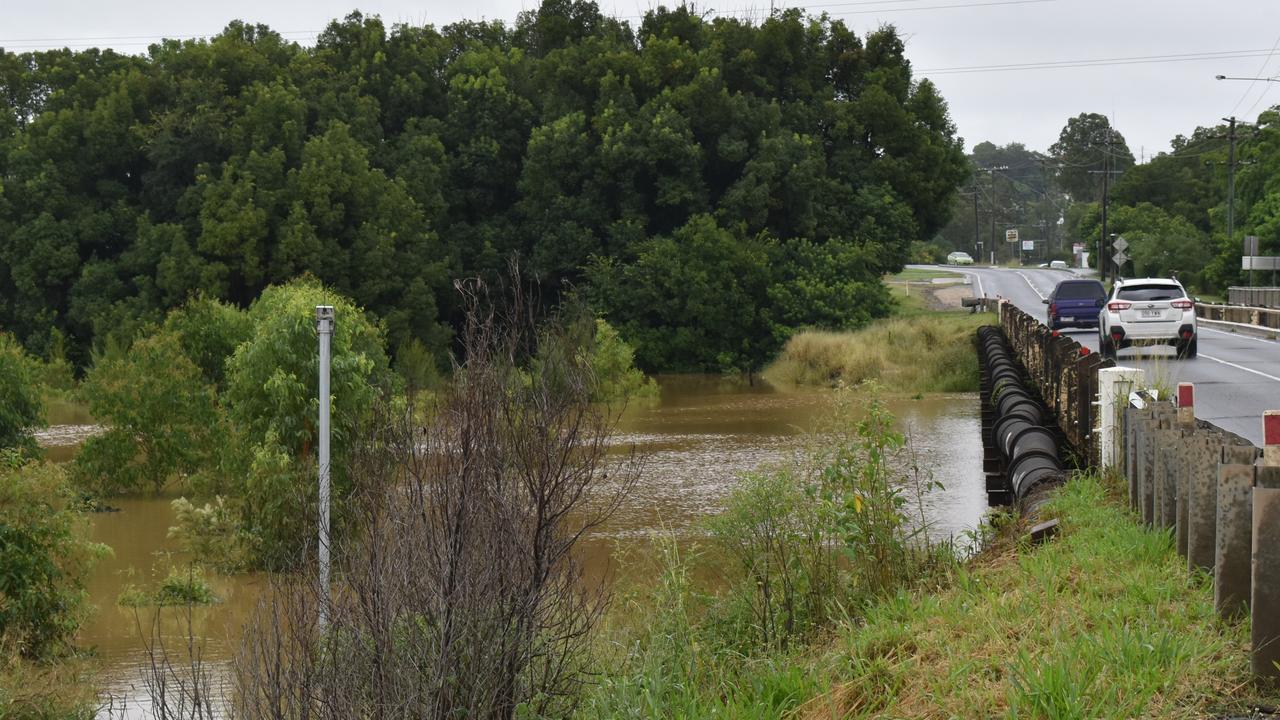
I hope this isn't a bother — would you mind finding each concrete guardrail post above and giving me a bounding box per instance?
[1174,383,1196,556]
[1252,411,1280,682]
[1138,408,1158,525]
[1187,433,1219,573]
[1217,443,1259,619]
[1099,367,1144,471]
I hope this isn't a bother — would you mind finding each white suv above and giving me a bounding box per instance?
[1098,278,1197,359]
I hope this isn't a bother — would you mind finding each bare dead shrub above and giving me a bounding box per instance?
[230,271,640,719]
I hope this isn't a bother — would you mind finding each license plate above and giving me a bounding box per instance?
[1140,309,1162,318]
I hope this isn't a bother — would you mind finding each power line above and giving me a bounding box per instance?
[1232,31,1280,117]
[921,48,1280,75]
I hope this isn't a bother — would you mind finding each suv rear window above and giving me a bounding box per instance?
[1116,284,1185,301]
[1054,281,1106,300]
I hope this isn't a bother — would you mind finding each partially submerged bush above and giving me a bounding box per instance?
[222,278,394,569]
[74,331,222,494]
[0,452,104,658]
[0,334,44,456]
[590,318,658,403]
[119,564,218,607]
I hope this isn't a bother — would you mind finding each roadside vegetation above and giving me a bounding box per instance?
[765,278,994,392]
[580,470,1277,719]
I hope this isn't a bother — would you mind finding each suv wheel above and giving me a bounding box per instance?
[1178,337,1198,359]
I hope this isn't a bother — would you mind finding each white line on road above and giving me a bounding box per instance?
[1015,271,1047,300]
[1200,353,1280,384]
[966,271,985,299]
[1200,326,1280,345]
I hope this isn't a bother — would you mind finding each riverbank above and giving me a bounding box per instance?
[586,471,1278,718]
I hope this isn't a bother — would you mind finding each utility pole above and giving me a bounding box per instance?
[980,165,1009,264]
[316,305,334,630]
[1088,128,1124,284]
[973,190,980,260]
[1207,118,1257,284]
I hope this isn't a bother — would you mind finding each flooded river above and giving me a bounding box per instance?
[39,377,986,716]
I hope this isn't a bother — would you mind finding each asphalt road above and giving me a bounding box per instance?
[922,265,1280,445]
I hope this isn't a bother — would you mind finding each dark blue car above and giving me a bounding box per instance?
[1044,279,1107,330]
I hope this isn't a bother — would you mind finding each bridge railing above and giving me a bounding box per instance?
[1110,386,1280,682]
[1196,301,1280,331]
[998,300,1114,466]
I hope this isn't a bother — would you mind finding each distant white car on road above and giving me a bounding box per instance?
[1098,277,1197,359]
[1049,260,1069,270]
[946,251,974,265]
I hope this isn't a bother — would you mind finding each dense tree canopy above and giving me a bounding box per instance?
[1049,113,1134,203]
[0,2,967,373]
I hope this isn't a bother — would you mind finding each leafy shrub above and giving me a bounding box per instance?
[168,496,256,573]
[74,331,223,494]
[118,564,218,607]
[0,334,44,455]
[0,452,104,658]
[707,394,953,653]
[589,318,657,403]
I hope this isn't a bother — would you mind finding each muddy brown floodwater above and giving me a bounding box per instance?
[49,376,985,718]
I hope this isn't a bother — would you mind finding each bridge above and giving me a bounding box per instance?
[961,271,1280,685]
[939,265,1280,446]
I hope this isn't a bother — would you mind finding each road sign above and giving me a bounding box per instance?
[1245,235,1260,255]
[1072,243,1085,254]
[1112,250,1130,268]
[1022,240,1034,251]
[1112,235,1129,253]
[1243,256,1280,270]
[1006,228,1019,243]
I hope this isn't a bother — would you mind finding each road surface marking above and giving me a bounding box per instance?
[1015,271,1047,300]
[1200,354,1280,384]
[966,272,985,299]
[1200,326,1280,345]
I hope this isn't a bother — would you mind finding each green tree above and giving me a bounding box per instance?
[0,452,103,658]
[74,331,223,494]
[0,334,44,455]
[221,277,394,567]
[1049,113,1134,202]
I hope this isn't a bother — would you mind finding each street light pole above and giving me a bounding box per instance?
[316,305,334,630]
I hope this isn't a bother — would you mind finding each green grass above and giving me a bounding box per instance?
[764,312,995,393]
[802,472,1275,719]
[886,268,963,283]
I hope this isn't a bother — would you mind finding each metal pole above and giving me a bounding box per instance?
[316,305,334,629]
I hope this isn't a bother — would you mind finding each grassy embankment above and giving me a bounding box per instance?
[801,472,1271,718]
[589,472,1276,718]
[765,269,993,392]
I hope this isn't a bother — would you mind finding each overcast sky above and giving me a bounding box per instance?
[4,0,1279,159]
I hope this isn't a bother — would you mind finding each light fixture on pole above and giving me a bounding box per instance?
[1216,75,1280,83]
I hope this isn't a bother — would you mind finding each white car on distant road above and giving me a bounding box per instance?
[1098,277,1197,359]
[946,251,974,265]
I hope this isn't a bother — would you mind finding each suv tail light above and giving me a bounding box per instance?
[1171,299,1193,310]
[1107,301,1131,312]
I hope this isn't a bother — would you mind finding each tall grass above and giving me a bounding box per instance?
[764,313,994,393]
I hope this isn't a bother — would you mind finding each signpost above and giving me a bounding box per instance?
[1006,228,1019,243]
[1111,235,1129,279]
[1245,235,1260,286]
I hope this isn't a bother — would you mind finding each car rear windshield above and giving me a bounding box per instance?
[1116,284,1185,301]
[1054,281,1106,300]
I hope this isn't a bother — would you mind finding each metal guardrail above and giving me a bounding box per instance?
[1196,301,1280,330]
[1228,286,1280,309]
[999,301,1114,466]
